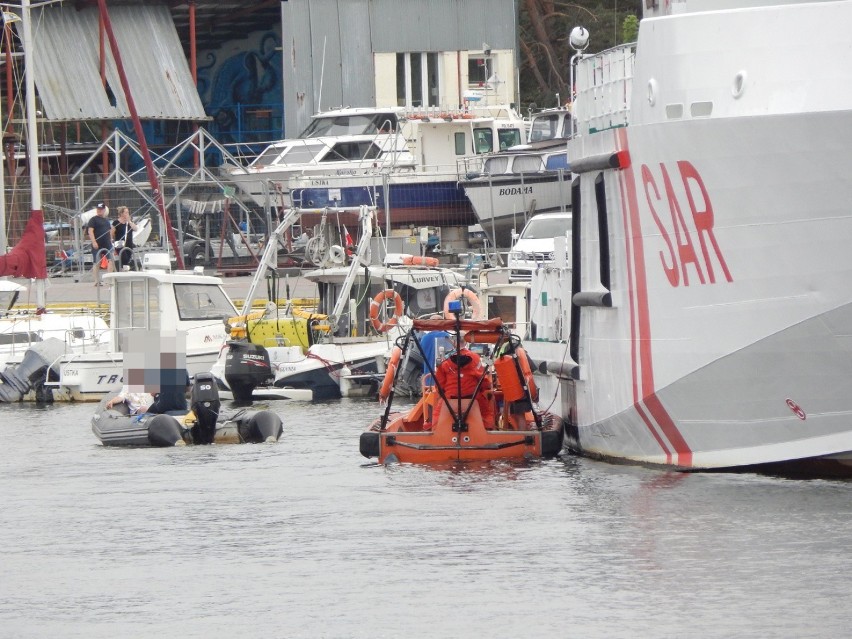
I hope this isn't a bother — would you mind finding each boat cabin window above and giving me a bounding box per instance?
[321,141,382,163]
[114,279,160,350]
[528,112,565,143]
[473,128,494,154]
[174,284,236,321]
[454,132,466,155]
[487,295,519,325]
[114,279,160,331]
[498,128,522,151]
[389,282,450,318]
[484,156,510,174]
[252,145,287,168]
[276,143,325,166]
[512,155,545,174]
[300,113,397,138]
[545,153,570,171]
[371,113,399,134]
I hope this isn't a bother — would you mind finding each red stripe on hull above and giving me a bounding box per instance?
[616,129,693,466]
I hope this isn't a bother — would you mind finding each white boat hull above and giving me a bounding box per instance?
[38,348,224,402]
[463,173,571,244]
[545,1,852,472]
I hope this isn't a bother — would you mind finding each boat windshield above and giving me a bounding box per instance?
[320,141,382,162]
[300,113,399,138]
[521,215,572,239]
[254,142,325,168]
[528,112,570,143]
[174,284,236,321]
[498,128,523,150]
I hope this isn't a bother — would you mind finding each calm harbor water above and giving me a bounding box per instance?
[1,399,850,638]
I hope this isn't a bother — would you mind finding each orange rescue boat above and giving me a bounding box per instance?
[360,314,564,463]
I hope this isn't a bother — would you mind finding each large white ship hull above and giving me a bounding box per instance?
[555,1,852,472]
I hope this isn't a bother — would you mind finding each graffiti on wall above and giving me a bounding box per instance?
[197,30,283,143]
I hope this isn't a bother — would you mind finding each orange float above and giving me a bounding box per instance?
[402,255,439,267]
[369,289,404,332]
[442,288,483,320]
[379,346,402,401]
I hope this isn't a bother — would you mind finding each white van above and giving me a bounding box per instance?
[507,212,572,281]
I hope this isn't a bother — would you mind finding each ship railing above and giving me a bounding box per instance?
[573,43,636,135]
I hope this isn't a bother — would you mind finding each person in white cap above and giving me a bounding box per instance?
[87,203,114,286]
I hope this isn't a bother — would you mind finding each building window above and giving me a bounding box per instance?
[468,55,491,88]
[396,52,440,108]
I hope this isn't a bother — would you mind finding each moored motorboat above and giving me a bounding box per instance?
[91,373,283,447]
[360,314,563,464]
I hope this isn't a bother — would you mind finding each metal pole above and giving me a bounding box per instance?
[22,0,46,309]
[95,0,185,269]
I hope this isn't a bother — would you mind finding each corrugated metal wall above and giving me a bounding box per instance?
[31,4,205,121]
[282,0,516,136]
[369,0,516,53]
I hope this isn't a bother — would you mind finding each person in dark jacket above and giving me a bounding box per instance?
[146,368,191,414]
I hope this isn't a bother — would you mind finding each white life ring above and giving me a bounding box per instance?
[329,244,346,264]
[443,288,483,320]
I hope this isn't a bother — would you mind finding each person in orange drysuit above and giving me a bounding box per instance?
[430,347,494,428]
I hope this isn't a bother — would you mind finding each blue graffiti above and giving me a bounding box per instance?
[201,32,282,143]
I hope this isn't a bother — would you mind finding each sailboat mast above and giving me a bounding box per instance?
[22,0,45,309]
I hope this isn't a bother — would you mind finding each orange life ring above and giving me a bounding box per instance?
[515,347,539,403]
[442,288,483,320]
[370,289,404,332]
[379,346,402,401]
[402,255,439,267]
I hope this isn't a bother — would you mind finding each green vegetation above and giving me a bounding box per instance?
[519,1,642,110]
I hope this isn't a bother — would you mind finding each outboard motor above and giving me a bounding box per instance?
[190,372,220,444]
[224,341,273,404]
[0,338,66,403]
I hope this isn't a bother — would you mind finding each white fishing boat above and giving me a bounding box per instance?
[531,2,852,475]
[212,206,473,401]
[228,104,528,228]
[2,253,235,402]
[0,1,109,402]
[459,106,573,247]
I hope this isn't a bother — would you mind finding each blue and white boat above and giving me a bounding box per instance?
[228,104,527,228]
